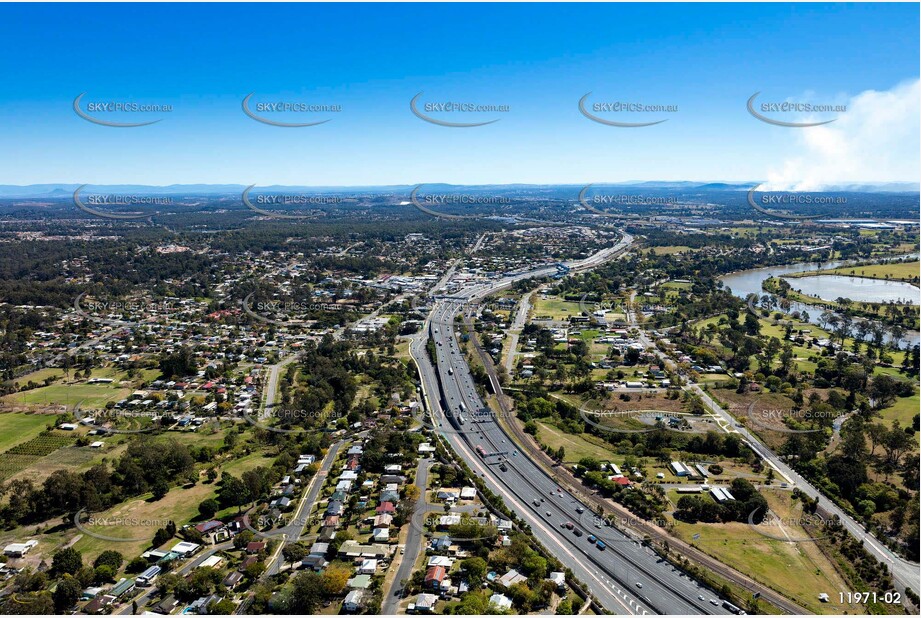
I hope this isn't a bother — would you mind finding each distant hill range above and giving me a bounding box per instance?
[0,181,917,198]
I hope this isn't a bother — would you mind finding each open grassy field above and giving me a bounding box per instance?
[669,489,863,615]
[534,419,615,464]
[891,242,919,254]
[645,245,693,255]
[6,367,66,386]
[393,339,413,362]
[689,314,729,332]
[787,260,919,283]
[573,328,601,342]
[6,366,160,388]
[3,367,162,411]
[2,382,133,408]
[878,393,920,428]
[532,297,582,320]
[0,413,57,451]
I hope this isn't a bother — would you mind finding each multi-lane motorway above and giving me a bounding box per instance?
[409,235,733,615]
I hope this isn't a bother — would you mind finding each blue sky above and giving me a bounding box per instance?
[0,2,917,186]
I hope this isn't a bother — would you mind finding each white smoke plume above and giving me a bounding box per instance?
[762,79,920,191]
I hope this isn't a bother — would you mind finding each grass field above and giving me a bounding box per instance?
[2,382,132,408]
[532,298,583,320]
[0,413,57,451]
[670,489,862,614]
[3,367,162,411]
[878,393,920,428]
[787,261,919,283]
[574,329,601,342]
[70,449,275,561]
[645,246,693,255]
[535,420,616,464]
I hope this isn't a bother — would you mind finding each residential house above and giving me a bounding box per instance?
[498,569,527,588]
[489,593,513,611]
[343,589,365,613]
[153,594,179,614]
[347,574,373,590]
[425,565,446,590]
[222,572,243,590]
[410,593,438,613]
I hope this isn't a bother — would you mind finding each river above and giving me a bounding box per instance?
[720,257,919,349]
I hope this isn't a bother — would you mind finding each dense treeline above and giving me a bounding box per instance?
[0,438,196,527]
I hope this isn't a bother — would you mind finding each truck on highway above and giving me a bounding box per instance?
[475,445,487,458]
[722,600,744,614]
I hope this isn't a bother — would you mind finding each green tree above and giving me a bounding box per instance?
[460,557,488,584]
[287,571,325,613]
[94,565,117,583]
[282,544,306,567]
[126,557,149,573]
[52,576,82,612]
[93,550,124,571]
[151,479,170,500]
[51,547,82,576]
[198,498,219,519]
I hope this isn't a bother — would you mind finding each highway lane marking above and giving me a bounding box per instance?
[431,324,702,612]
[444,333,710,613]
[433,357,653,614]
[415,236,717,616]
[439,411,639,615]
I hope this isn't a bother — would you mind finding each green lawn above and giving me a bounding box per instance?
[2,382,132,408]
[670,490,863,615]
[0,413,57,451]
[879,393,920,428]
[535,420,616,464]
[0,367,160,408]
[575,329,601,342]
[645,246,693,255]
[532,298,583,320]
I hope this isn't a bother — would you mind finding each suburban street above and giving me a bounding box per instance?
[381,457,433,614]
[117,540,235,615]
[263,439,346,576]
